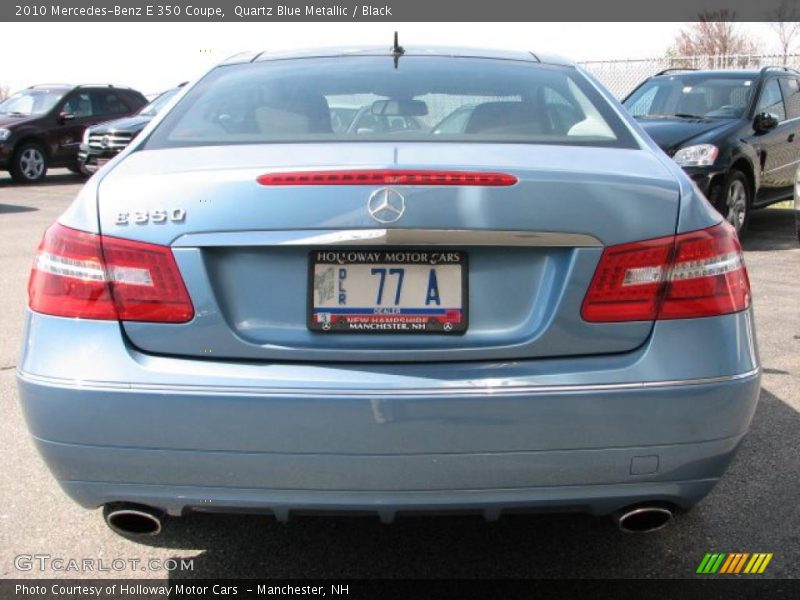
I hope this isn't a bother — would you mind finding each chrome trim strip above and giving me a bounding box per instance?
[172,229,603,248]
[763,158,800,175]
[18,367,760,398]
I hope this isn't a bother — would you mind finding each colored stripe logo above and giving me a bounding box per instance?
[697,553,773,574]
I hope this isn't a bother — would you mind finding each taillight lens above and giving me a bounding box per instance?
[257,169,518,186]
[580,236,673,322]
[659,224,750,319]
[28,224,115,320]
[28,223,194,322]
[582,222,750,322]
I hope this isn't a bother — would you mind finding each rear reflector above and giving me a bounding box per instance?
[582,222,750,322]
[257,169,518,186]
[28,223,194,322]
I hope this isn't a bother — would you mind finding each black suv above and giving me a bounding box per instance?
[78,83,185,174]
[624,67,800,234]
[0,84,147,183]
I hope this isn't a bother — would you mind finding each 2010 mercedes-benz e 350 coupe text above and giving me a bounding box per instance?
[18,46,760,536]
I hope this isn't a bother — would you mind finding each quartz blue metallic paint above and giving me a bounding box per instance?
[16,310,760,519]
[17,47,760,526]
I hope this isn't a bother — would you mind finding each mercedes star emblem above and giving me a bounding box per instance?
[367,187,405,224]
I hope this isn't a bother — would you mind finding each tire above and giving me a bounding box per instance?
[717,170,750,236]
[9,142,48,183]
[67,164,87,176]
[77,159,97,177]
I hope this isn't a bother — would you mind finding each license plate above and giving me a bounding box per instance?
[96,158,110,169]
[309,250,467,334]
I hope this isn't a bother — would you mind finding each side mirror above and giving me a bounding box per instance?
[58,112,75,124]
[753,112,779,134]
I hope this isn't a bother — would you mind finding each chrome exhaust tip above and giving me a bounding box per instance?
[615,505,673,533]
[103,503,164,536]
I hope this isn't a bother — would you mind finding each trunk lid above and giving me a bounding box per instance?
[98,143,680,362]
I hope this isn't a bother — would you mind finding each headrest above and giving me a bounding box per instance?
[256,91,332,134]
[464,101,543,135]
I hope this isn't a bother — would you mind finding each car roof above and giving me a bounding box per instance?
[28,84,75,90]
[28,84,140,92]
[220,46,574,67]
[77,84,140,91]
[651,69,798,80]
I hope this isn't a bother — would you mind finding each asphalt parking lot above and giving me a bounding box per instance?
[0,170,798,580]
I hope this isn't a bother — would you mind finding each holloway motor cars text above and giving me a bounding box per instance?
[14,3,393,18]
[15,583,348,596]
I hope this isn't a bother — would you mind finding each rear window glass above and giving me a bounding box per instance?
[145,56,636,149]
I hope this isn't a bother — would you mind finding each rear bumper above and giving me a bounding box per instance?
[56,479,725,521]
[17,310,760,518]
[34,434,742,519]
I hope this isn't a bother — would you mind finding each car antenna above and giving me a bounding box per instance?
[391,31,405,69]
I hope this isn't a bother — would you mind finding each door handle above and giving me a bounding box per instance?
[789,133,796,143]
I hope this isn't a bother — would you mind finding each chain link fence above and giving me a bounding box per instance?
[579,54,800,99]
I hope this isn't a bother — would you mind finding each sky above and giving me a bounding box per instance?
[0,21,778,95]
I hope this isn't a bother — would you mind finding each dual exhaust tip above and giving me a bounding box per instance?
[101,502,674,536]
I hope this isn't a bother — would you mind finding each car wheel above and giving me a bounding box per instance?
[10,142,48,183]
[722,170,750,236]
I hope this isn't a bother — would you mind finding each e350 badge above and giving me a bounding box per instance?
[115,209,186,225]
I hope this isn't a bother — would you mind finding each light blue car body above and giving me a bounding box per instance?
[17,47,760,522]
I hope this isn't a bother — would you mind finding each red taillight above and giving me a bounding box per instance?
[659,224,750,319]
[257,169,518,186]
[582,222,750,322]
[28,224,116,320]
[28,223,194,323]
[580,236,673,322]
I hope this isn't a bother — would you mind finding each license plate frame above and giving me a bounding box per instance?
[307,249,468,334]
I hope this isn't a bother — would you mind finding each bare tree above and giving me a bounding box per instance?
[770,1,800,65]
[0,84,9,102]
[673,11,760,67]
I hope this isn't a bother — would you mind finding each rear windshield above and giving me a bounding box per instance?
[145,56,637,149]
